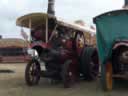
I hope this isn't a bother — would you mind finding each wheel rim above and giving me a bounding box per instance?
[90,61,99,79]
[119,51,128,64]
[106,62,112,90]
[29,62,38,83]
[90,53,99,79]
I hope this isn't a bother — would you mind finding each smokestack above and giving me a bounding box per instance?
[0,35,2,39]
[47,0,55,16]
[123,0,128,9]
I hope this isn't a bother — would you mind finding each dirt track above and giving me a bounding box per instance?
[0,63,128,96]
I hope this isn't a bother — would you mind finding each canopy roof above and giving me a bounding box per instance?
[16,12,95,33]
[16,13,56,28]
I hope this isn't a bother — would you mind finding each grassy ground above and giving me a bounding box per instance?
[0,64,128,96]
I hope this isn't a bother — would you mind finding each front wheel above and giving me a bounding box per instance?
[25,59,41,86]
[101,61,113,91]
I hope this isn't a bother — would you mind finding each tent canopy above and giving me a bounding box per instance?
[94,10,128,64]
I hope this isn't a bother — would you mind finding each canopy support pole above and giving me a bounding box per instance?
[29,18,32,41]
[46,16,48,43]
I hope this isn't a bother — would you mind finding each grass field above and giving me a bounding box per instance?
[0,63,128,96]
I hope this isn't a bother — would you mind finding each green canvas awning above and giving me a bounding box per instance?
[94,10,128,64]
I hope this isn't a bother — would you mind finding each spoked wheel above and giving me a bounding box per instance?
[101,61,113,91]
[80,47,99,80]
[119,47,128,65]
[61,60,74,88]
[89,51,99,80]
[25,59,41,86]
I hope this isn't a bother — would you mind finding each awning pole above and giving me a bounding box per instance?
[46,16,48,43]
[29,18,32,41]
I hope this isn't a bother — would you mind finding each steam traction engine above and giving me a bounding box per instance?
[16,0,99,88]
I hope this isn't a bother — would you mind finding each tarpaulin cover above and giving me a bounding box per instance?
[94,10,128,64]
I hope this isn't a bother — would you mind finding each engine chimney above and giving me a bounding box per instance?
[0,35,2,39]
[123,0,128,9]
[47,0,55,16]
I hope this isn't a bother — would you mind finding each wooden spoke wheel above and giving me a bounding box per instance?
[101,61,113,91]
[25,59,41,86]
[89,52,99,80]
[80,47,99,80]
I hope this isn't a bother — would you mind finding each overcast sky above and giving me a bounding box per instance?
[0,0,124,38]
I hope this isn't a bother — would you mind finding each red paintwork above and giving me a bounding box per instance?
[59,48,78,80]
[29,29,85,81]
[34,29,43,40]
[30,42,51,49]
[64,39,73,49]
[32,28,52,42]
[59,36,84,79]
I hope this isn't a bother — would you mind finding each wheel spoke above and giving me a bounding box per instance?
[25,59,41,86]
[89,60,99,79]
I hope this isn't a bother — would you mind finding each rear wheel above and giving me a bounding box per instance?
[80,47,99,80]
[101,61,113,91]
[25,59,41,86]
[112,46,128,73]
